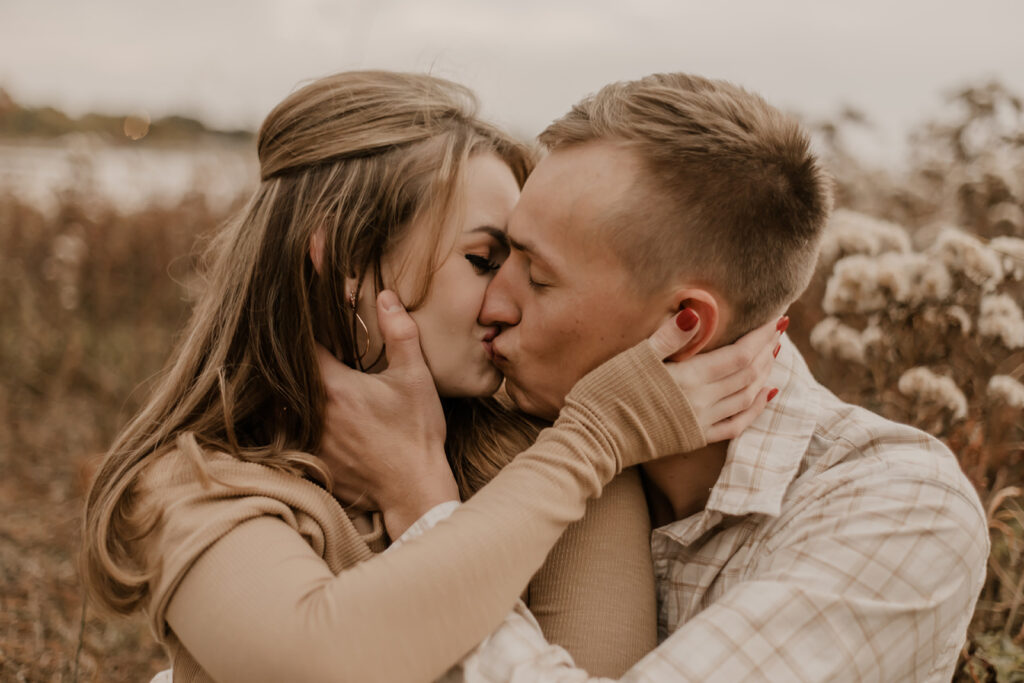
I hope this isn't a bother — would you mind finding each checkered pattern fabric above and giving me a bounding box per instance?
[448,338,989,682]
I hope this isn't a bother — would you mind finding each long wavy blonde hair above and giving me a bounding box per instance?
[82,71,544,615]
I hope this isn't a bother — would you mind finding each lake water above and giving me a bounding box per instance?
[0,137,258,213]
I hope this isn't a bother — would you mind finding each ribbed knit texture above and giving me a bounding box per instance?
[528,468,657,677]
[137,339,701,682]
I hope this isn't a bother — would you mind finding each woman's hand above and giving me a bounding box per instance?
[316,290,459,539]
[647,312,785,443]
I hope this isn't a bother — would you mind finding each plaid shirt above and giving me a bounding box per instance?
[445,337,989,683]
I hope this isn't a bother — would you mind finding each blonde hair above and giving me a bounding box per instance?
[82,71,541,614]
[540,73,833,338]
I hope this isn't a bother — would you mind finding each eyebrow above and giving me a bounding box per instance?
[468,225,510,248]
[508,234,557,273]
[508,235,543,260]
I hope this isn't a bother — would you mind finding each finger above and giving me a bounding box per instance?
[647,308,701,360]
[705,386,776,443]
[375,290,429,376]
[706,375,770,425]
[689,316,781,378]
[706,339,776,404]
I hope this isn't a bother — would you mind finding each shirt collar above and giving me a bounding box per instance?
[654,336,821,545]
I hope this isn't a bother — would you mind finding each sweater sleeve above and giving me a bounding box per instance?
[163,340,702,683]
[526,468,656,677]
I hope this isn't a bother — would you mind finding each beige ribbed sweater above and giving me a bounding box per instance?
[136,342,703,683]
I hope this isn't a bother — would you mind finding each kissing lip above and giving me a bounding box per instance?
[482,327,500,361]
[488,339,509,366]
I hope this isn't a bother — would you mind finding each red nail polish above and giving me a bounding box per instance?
[767,388,779,402]
[773,343,781,358]
[776,316,790,333]
[676,308,699,331]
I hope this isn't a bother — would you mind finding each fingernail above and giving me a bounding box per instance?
[379,290,403,312]
[676,308,699,331]
[767,388,779,402]
[776,316,790,334]
[773,343,781,358]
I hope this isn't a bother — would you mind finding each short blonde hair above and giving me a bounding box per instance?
[540,73,833,338]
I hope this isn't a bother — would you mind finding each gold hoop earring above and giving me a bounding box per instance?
[348,291,370,360]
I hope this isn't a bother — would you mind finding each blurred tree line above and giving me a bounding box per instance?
[0,87,252,144]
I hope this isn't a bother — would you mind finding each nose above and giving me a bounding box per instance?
[480,261,521,328]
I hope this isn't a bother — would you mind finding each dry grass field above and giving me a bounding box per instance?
[1,83,1022,681]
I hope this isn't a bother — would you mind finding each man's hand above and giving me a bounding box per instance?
[316,290,459,539]
[648,313,785,443]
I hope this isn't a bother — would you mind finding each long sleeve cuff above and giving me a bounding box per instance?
[388,500,462,551]
[557,341,706,472]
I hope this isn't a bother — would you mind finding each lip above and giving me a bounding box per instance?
[482,327,500,361]
[484,344,509,366]
[489,340,509,367]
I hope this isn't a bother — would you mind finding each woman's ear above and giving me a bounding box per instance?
[309,229,325,274]
[311,229,363,297]
[666,288,720,362]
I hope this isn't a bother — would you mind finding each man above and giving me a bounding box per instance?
[325,73,988,681]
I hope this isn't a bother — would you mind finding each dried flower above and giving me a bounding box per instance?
[861,320,885,351]
[818,209,911,266]
[989,236,1024,282]
[897,367,968,420]
[823,253,952,314]
[809,317,866,363]
[987,375,1024,409]
[978,293,1024,349]
[946,305,972,335]
[928,228,1004,290]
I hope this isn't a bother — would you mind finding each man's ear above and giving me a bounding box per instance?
[666,288,720,362]
[309,228,325,274]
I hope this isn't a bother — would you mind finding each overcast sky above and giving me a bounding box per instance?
[3,0,1023,161]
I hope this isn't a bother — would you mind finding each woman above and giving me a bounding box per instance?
[82,71,777,682]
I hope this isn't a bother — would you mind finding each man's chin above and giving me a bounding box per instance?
[503,378,558,421]
[503,379,525,409]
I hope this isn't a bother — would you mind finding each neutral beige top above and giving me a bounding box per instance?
[135,342,703,683]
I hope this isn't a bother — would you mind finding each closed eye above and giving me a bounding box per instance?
[466,254,501,274]
[528,274,550,289]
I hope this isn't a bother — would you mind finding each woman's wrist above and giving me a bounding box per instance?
[386,500,461,551]
[383,495,457,540]
[381,453,460,539]
[558,340,705,469]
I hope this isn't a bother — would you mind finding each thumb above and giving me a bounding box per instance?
[647,308,701,361]
[376,290,430,377]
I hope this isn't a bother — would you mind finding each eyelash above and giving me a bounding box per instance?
[528,274,549,290]
[467,249,548,288]
[465,254,500,274]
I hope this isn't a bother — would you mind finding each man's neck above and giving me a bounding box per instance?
[641,441,730,527]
